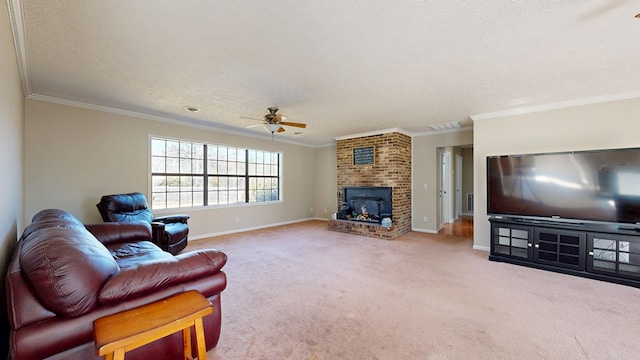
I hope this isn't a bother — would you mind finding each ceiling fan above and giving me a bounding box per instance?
[243,107,307,134]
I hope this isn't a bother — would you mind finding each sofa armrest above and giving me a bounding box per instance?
[99,249,227,305]
[153,214,190,224]
[85,222,152,246]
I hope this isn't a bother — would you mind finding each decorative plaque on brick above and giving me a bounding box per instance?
[353,146,375,165]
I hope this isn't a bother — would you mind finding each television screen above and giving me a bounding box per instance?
[487,148,640,224]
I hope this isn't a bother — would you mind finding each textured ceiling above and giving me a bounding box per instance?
[10,0,640,146]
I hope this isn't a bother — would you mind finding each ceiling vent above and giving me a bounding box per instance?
[429,121,461,131]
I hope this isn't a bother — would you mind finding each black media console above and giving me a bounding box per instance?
[489,217,640,288]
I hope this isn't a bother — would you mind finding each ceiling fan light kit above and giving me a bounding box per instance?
[265,124,282,133]
[244,107,307,135]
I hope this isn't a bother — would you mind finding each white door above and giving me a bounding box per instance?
[438,149,452,228]
[442,150,451,226]
[437,148,444,229]
[456,153,463,220]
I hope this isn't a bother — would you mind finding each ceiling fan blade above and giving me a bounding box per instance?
[246,123,265,128]
[279,121,307,128]
[240,116,263,121]
[278,127,286,133]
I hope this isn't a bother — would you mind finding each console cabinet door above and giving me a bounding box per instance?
[533,228,585,270]
[491,223,532,260]
[588,233,640,280]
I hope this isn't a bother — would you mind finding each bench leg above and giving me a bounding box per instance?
[183,326,193,360]
[113,348,125,360]
[194,318,207,360]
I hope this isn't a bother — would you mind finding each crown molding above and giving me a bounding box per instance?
[26,94,321,148]
[411,126,473,137]
[334,128,413,141]
[335,125,474,141]
[470,91,640,121]
[7,0,30,96]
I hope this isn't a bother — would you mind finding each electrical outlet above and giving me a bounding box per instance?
[424,184,428,190]
[423,216,428,223]
[324,208,327,213]
[310,207,314,213]
[235,216,240,223]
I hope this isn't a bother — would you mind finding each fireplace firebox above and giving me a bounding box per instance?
[339,187,392,223]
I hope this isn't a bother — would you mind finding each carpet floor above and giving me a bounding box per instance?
[184,220,640,360]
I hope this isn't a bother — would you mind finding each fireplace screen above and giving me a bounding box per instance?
[340,187,392,223]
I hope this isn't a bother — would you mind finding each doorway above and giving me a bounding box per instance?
[437,146,473,230]
[456,153,463,219]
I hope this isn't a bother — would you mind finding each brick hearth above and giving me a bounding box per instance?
[330,131,411,239]
[327,219,396,239]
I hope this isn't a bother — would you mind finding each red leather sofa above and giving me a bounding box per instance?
[5,209,227,360]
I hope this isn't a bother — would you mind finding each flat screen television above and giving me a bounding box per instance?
[487,147,640,226]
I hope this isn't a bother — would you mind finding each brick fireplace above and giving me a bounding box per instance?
[328,131,411,239]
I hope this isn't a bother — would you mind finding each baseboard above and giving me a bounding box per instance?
[473,245,490,252]
[191,218,473,243]
[189,217,317,240]
[411,227,438,234]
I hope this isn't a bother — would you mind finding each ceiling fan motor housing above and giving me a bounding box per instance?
[266,107,279,123]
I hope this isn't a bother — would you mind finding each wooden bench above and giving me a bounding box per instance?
[94,290,213,360]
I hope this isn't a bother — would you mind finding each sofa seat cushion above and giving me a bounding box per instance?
[107,241,173,269]
[99,249,227,305]
[19,226,119,317]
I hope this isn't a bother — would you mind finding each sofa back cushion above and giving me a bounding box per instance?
[19,210,119,317]
[20,208,85,240]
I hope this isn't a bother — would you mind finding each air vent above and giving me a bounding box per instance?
[429,121,461,131]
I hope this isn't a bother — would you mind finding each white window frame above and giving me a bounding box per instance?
[150,136,281,210]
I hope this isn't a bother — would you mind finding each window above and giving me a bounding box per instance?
[151,137,280,209]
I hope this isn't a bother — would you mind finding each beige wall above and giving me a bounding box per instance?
[312,145,337,219]
[451,146,469,217]
[24,100,318,238]
[24,85,640,254]
[473,97,640,250]
[1,1,25,354]
[412,129,473,232]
